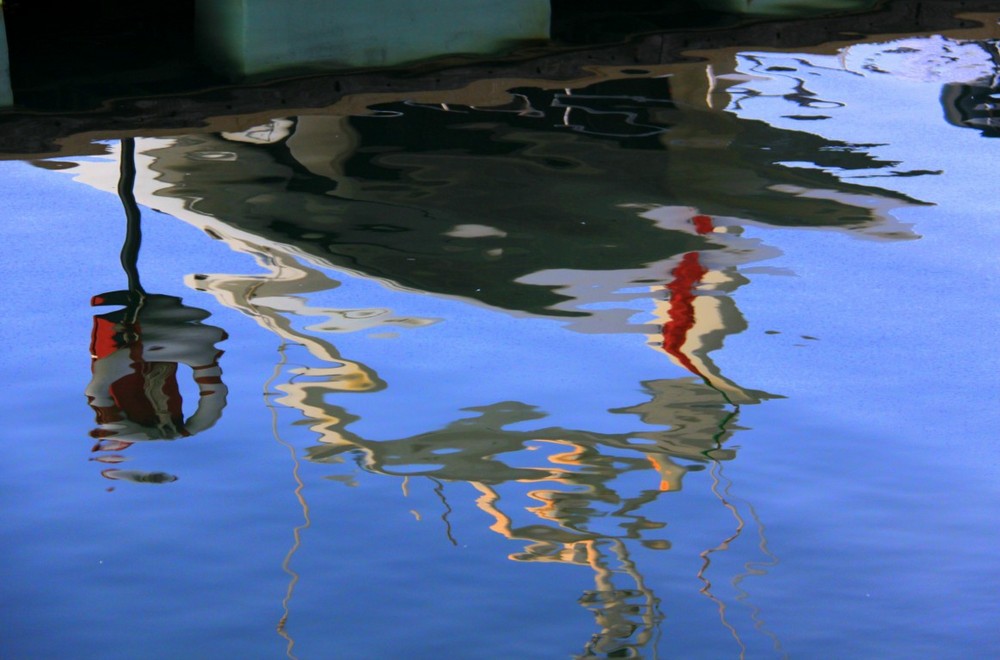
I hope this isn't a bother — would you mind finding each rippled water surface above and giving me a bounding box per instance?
[3,14,1000,659]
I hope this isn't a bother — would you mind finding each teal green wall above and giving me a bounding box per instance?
[703,0,878,15]
[0,9,11,107]
[196,0,249,78]
[196,0,550,77]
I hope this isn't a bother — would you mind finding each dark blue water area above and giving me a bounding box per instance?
[2,107,1000,658]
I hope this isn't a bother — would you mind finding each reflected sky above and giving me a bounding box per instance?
[3,13,1000,660]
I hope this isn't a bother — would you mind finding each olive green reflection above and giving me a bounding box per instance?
[306,378,749,486]
[295,376,770,657]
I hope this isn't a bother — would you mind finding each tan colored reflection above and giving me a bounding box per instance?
[231,198,774,654]
[43,13,1000,654]
[58,56,897,652]
[185,246,404,395]
[295,369,775,655]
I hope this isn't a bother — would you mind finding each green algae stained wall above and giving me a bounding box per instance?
[704,0,878,14]
[0,7,11,107]
[196,0,550,77]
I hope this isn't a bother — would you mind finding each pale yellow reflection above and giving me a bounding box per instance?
[472,481,662,657]
[185,244,439,397]
[266,346,309,660]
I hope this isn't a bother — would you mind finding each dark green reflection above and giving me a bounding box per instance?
[147,75,921,318]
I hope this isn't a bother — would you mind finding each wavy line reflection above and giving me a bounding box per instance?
[161,139,799,653]
[301,387,784,656]
[54,20,1000,656]
[175,215,782,653]
[183,230,780,654]
[266,344,309,660]
[72,58,938,652]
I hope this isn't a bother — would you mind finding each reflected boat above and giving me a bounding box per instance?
[61,62,923,321]
[5,5,999,658]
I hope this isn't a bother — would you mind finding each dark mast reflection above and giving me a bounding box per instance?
[86,138,228,484]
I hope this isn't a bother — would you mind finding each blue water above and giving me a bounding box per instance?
[3,27,1000,660]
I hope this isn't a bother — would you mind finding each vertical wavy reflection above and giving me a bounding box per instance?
[696,453,785,659]
[268,343,311,660]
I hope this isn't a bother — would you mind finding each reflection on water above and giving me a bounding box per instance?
[135,70,921,319]
[11,13,999,658]
[299,381,761,656]
[87,139,227,482]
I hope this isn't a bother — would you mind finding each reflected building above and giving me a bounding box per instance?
[196,0,550,77]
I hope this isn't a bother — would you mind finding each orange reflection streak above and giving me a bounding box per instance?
[647,455,673,492]
[542,439,588,468]
[471,482,518,539]
[470,470,665,657]
[525,489,560,522]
